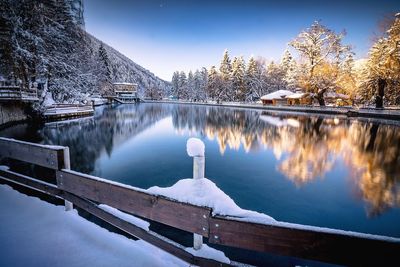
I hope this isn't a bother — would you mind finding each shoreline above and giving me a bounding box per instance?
[1,100,400,129]
[143,100,400,122]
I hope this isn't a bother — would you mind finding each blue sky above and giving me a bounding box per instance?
[84,0,399,80]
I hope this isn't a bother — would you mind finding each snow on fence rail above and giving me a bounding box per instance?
[0,136,399,266]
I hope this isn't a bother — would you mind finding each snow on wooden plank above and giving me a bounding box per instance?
[0,137,67,169]
[57,169,211,236]
[209,216,400,266]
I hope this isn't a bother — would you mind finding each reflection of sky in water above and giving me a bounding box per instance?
[1,103,399,237]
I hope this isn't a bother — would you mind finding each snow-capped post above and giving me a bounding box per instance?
[63,147,73,211]
[186,138,205,250]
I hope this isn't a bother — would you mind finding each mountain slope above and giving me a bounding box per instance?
[0,0,169,105]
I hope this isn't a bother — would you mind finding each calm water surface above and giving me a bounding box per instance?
[1,103,399,238]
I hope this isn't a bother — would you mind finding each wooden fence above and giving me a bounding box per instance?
[0,137,399,266]
[0,86,38,101]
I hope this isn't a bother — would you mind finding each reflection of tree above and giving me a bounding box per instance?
[40,104,170,173]
[344,123,400,216]
[276,118,334,186]
[171,106,400,215]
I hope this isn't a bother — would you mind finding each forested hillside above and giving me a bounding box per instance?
[0,0,169,106]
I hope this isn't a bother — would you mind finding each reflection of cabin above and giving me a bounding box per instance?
[286,93,312,105]
[260,90,294,105]
[112,82,140,103]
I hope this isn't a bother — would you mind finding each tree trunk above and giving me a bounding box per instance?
[366,123,379,152]
[375,78,386,109]
[316,88,326,106]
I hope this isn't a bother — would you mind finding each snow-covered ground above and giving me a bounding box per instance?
[0,184,187,267]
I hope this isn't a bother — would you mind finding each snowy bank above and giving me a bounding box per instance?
[0,184,186,267]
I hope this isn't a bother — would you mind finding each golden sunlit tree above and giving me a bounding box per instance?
[290,21,351,105]
[358,13,400,107]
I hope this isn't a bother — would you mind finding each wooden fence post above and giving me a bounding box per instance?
[63,147,73,211]
[187,138,205,250]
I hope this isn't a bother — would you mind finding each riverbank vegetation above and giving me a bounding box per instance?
[170,14,400,107]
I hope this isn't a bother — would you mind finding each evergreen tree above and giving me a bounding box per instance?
[187,70,194,100]
[207,66,220,101]
[219,49,232,101]
[280,49,297,90]
[231,56,246,101]
[178,71,187,99]
[245,56,267,101]
[171,71,180,97]
[200,67,208,101]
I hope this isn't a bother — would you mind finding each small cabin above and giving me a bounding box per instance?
[286,92,312,106]
[260,90,294,105]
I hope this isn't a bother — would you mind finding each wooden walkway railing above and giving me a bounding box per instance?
[0,86,38,102]
[0,137,399,266]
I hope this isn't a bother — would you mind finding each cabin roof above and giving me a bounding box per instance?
[260,90,294,100]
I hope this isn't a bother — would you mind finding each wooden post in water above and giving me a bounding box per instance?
[63,147,73,211]
[187,138,205,251]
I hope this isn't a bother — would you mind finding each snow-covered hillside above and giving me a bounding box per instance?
[0,0,169,106]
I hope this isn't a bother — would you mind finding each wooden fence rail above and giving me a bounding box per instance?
[0,137,399,266]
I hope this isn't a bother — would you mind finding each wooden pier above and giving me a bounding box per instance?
[0,137,399,266]
[43,103,94,120]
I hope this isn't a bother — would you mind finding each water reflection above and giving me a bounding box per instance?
[1,103,399,218]
[39,104,170,173]
[172,106,400,216]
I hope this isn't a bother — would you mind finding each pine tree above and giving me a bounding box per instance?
[207,66,220,101]
[219,49,232,101]
[187,70,194,100]
[231,56,246,101]
[200,67,208,101]
[171,71,180,97]
[280,49,297,90]
[178,71,187,99]
[245,56,267,101]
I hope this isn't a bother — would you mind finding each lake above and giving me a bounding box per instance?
[1,103,399,240]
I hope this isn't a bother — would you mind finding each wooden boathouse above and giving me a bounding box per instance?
[111,82,140,103]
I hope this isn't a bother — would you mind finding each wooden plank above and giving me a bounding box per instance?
[63,192,229,267]
[0,167,62,197]
[0,137,67,169]
[57,170,211,236]
[209,216,400,266]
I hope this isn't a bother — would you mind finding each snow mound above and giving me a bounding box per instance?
[147,178,275,224]
[185,244,230,264]
[186,138,205,157]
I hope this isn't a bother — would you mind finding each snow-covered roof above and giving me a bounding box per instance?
[260,90,294,100]
[113,82,137,86]
[286,92,309,99]
[325,92,350,99]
